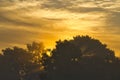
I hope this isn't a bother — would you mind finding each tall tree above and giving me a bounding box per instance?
[44,35,120,80]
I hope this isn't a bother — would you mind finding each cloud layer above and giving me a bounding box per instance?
[0,0,120,56]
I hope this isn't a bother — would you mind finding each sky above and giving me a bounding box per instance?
[0,0,120,56]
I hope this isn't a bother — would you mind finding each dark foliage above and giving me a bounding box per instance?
[0,36,120,80]
[0,42,44,80]
[43,35,120,80]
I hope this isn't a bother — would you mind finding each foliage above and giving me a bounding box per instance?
[0,36,120,80]
[44,35,120,80]
[0,42,45,80]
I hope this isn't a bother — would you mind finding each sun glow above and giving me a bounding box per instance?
[0,0,120,57]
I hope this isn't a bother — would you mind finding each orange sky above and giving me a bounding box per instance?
[0,0,120,56]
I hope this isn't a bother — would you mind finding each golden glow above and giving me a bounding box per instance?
[0,1,120,57]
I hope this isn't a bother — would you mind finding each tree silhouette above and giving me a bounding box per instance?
[44,35,120,80]
[71,36,116,63]
[0,42,45,80]
[0,36,120,80]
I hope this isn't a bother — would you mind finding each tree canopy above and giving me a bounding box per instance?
[47,36,117,69]
[0,42,45,80]
[0,35,120,80]
[43,35,120,80]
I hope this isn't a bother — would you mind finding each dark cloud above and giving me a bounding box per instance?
[41,0,72,9]
[0,3,65,28]
[0,7,67,32]
[105,12,120,27]
[98,11,120,35]
[41,0,120,13]
[41,0,108,13]
[0,6,39,27]
[0,0,17,8]
[66,7,105,13]
[0,0,119,13]
[0,14,37,27]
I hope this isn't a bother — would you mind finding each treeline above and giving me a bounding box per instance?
[0,35,120,80]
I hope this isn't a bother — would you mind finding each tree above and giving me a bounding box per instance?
[25,42,46,80]
[71,36,116,63]
[44,35,120,80]
[0,36,120,80]
[0,47,30,80]
[26,41,45,64]
[0,42,45,80]
[51,40,82,70]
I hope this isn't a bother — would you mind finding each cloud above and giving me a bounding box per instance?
[0,27,38,50]
[95,0,120,12]
[41,0,105,13]
[1,0,120,13]
[0,13,37,27]
[105,12,120,27]
[0,5,69,50]
[0,0,120,56]
[41,0,120,13]
[0,0,68,50]
[95,11,120,35]
[0,0,43,27]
